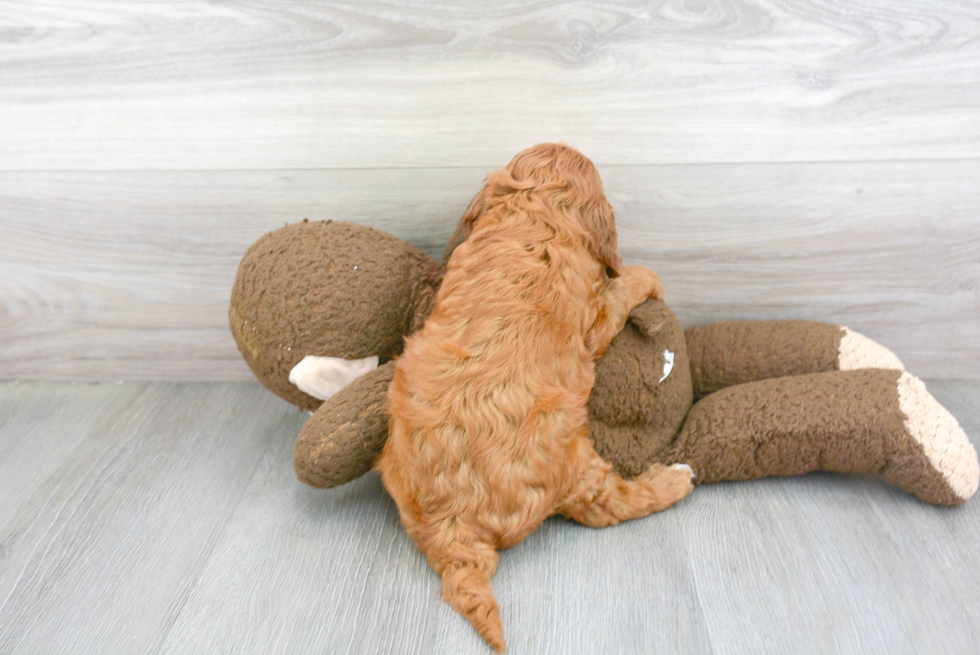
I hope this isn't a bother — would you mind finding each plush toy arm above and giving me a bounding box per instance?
[628,297,674,338]
[659,369,979,505]
[294,360,396,488]
[685,321,904,399]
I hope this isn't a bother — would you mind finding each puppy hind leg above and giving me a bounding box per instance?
[428,536,506,652]
[559,445,694,528]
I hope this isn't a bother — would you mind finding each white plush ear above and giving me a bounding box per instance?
[288,355,379,401]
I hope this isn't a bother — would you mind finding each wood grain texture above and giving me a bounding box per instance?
[2,0,977,647]
[0,382,303,654]
[1,0,978,170]
[0,381,145,528]
[2,161,977,381]
[1,381,978,653]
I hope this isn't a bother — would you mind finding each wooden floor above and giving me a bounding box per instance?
[1,380,978,654]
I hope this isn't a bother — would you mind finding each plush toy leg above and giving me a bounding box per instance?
[686,321,904,399]
[661,369,979,505]
[293,361,395,488]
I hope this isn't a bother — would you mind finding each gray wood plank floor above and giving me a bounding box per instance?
[1,380,979,654]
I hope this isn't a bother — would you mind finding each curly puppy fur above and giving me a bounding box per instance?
[376,143,694,651]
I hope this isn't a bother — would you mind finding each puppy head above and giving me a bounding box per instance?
[462,143,621,277]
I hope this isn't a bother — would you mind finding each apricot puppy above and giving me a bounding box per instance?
[376,144,693,651]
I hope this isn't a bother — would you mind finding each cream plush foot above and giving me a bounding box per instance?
[889,372,979,504]
[837,327,905,371]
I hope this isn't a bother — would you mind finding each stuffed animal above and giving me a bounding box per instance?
[230,219,979,506]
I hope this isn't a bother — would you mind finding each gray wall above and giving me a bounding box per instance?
[2,1,978,380]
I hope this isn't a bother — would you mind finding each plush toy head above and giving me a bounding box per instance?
[229,220,442,411]
[588,300,694,478]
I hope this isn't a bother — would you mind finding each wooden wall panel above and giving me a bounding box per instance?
[2,161,976,380]
[1,1,977,380]
[1,0,978,170]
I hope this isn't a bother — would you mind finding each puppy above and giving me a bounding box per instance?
[376,144,693,651]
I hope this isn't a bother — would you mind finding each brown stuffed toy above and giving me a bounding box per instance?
[230,219,979,507]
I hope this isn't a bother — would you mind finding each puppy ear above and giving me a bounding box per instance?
[462,181,492,234]
[582,200,623,278]
[442,181,492,265]
[441,215,470,266]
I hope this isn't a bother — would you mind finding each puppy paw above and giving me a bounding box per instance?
[621,265,664,302]
[671,463,697,480]
[639,462,695,510]
[663,464,695,504]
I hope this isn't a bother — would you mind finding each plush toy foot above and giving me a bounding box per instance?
[888,372,979,503]
[663,369,979,505]
[838,327,905,371]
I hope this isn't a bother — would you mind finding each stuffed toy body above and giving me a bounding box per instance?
[230,215,978,651]
[231,219,978,508]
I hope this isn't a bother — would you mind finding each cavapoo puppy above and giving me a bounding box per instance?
[377,143,694,651]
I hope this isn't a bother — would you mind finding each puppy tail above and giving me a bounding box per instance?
[436,539,506,652]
